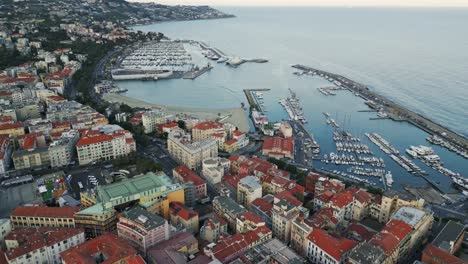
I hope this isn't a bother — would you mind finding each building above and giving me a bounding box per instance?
[173,165,207,201]
[204,225,272,263]
[347,242,387,264]
[10,205,79,228]
[390,206,433,260]
[60,233,140,264]
[192,121,225,141]
[232,130,249,148]
[80,172,185,220]
[262,137,294,159]
[378,189,424,223]
[0,135,12,174]
[202,157,231,185]
[325,191,354,222]
[236,211,266,234]
[74,204,118,239]
[223,138,238,153]
[432,220,466,255]
[146,232,198,264]
[213,196,247,231]
[237,176,262,210]
[250,195,274,229]
[349,186,373,221]
[369,219,413,264]
[168,131,218,170]
[117,206,170,253]
[0,218,11,243]
[200,214,228,242]
[271,191,303,243]
[279,122,293,138]
[421,244,466,264]
[291,215,314,257]
[3,227,85,264]
[76,128,136,165]
[242,238,305,264]
[142,110,172,133]
[48,130,79,167]
[306,229,357,264]
[169,202,199,233]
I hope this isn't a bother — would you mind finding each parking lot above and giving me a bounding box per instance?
[0,183,42,217]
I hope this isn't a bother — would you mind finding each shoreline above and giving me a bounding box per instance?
[292,64,468,154]
[103,93,250,133]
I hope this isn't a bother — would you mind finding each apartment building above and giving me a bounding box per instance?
[10,206,79,228]
[237,175,262,210]
[168,131,218,170]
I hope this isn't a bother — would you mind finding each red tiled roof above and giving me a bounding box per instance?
[347,223,376,241]
[124,255,146,264]
[251,198,273,217]
[307,229,357,261]
[329,192,354,208]
[275,190,303,207]
[0,116,13,123]
[47,95,66,102]
[161,122,178,129]
[52,121,71,129]
[76,134,113,146]
[0,122,23,131]
[422,244,466,264]
[173,165,206,186]
[262,137,294,153]
[237,212,265,224]
[193,121,223,131]
[370,219,412,255]
[11,206,80,219]
[170,202,198,221]
[233,130,244,137]
[4,227,84,261]
[60,233,137,264]
[22,136,36,149]
[211,132,225,138]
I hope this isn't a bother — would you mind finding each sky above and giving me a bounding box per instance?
[127,0,468,7]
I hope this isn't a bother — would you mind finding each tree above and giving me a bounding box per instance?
[177,120,186,130]
[119,104,134,114]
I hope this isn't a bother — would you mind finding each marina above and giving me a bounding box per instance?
[317,86,346,96]
[279,89,307,124]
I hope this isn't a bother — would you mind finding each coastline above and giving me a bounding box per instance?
[103,93,250,133]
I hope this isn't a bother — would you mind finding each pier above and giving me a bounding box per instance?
[182,64,213,79]
[292,64,468,155]
[243,88,270,112]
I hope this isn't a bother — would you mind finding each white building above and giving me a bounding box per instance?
[168,131,218,170]
[4,227,85,264]
[237,176,262,209]
[306,228,357,264]
[0,219,12,243]
[49,130,79,167]
[76,128,136,165]
[142,110,172,133]
[202,157,231,185]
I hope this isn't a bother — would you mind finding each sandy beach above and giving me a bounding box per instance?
[103,93,251,132]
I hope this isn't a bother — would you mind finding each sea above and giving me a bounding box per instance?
[117,7,468,193]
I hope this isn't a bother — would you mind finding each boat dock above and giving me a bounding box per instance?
[292,64,468,156]
[243,88,270,112]
[183,64,213,79]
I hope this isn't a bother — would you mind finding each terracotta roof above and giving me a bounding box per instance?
[193,121,223,131]
[60,233,137,264]
[4,227,84,261]
[329,192,354,208]
[275,191,303,207]
[251,197,273,217]
[237,212,265,224]
[47,95,66,102]
[173,165,206,186]
[170,202,198,221]
[307,229,357,261]
[233,130,244,137]
[422,244,467,264]
[124,255,146,264]
[347,223,376,241]
[0,122,23,131]
[370,219,412,255]
[52,121,71,128]
[11,206,79,219]
[262,137,294,152]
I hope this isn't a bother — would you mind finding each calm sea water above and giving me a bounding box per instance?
[120,7,468,193]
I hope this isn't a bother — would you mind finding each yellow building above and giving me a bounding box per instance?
[74,204,118,239]
[0,122,24,137]
[168,131,218,170]
[379,190,425,223]
[10,206,79,228]
[192,121,225,141]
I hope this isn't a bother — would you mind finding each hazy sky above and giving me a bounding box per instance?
[128,0,468,7]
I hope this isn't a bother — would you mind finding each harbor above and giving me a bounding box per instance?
[279,88,307,124]
[292,64,468,159]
